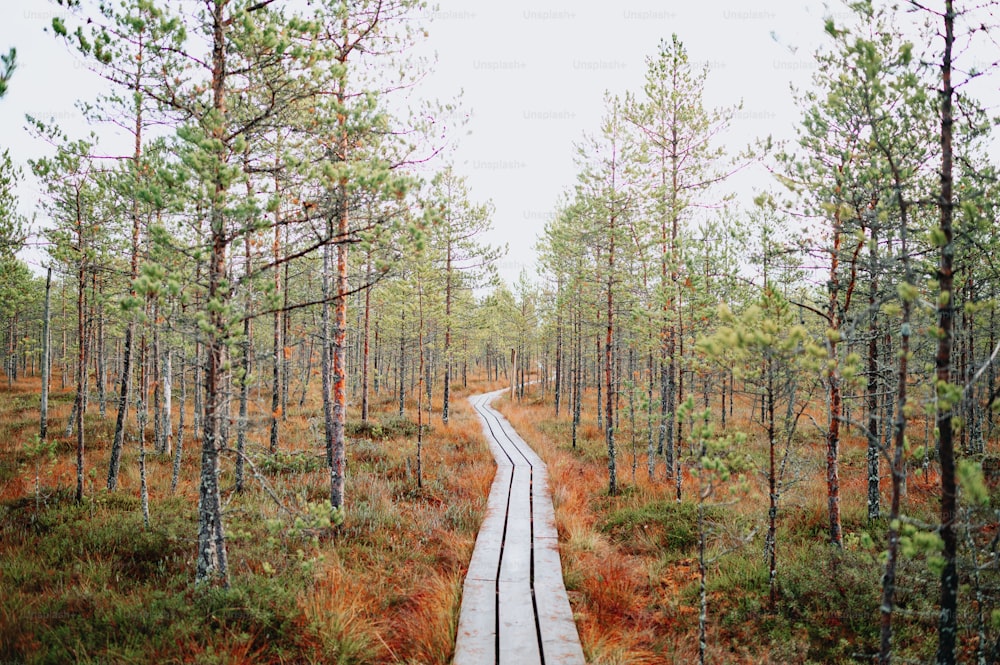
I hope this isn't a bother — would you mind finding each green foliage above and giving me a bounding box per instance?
[293,500,345,531]
[0,47,16,98]
[957,458,989,507]
[22,434,58,463]
[600,500,721,553]
[346,416,419,440]
[257,451,325,475]
[776,542,881,659]
[0,149,27,258]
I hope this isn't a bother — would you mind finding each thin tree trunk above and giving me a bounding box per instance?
[605,220,617,497]
[647,347,655,479]
[322,239,335,468]
[867,225,881,521]
[628,348,637,484]
[878,162,913,665]
[697,457,708,665]
[282,261,291,417]
[574,312,582,448]
[416,281,425,487]
[270,160,283,451]
[153,306,162,453]
[74,219,88,503]
[329,74,350,512]
[398,308,406,417]
[361,252,372,423]
[236,314,250,493]
[39,267,52,441]
[555,293,562,417]
[163,348,171,455]
[936,4,958,659]
[195,0,230,588]
[826,203,845,547]
[442,241,452,424]
[95,273,106,418]
[171,356,185,495]
[138,396,150,528]
[236,169,252,492]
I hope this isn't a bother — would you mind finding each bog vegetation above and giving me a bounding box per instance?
[1,1,999,663]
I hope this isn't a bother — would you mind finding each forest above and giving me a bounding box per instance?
[1,0,999,663]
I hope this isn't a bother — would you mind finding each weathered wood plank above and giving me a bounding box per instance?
[466,465,512,582]
[453,578,495,664]
[534,538,586,664]
[533,472,558,541]
[498,579,541,665]
[499,468,532,583]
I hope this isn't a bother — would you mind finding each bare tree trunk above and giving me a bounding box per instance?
[95,273,106,418]
[647,347,655,479]
[442,239,453,424]
[605,218,617,497]
[138,396,150,529]
[936,4,958,660]
[8,313,16,385]
[61,282,68,390]
[40,267,52,441]
[270,149,283,451]
[327,75,351,512]
[74,217,88,502]
[281,261,291,418]
[676,300,685,502]
[235,314,250,493]
[826,206,844,547]
[322,231,336,460]
[510,347,516,400]
[361,253,372,423]
[628,347,637,484]
[573,310,582,449]
[416,282,425,487]
[236,170,252,491]
[766,360,778,611]
[171,356,185,494]
[163,348,172,455]
[867,225,881,521]
[697,456,709,665]
[153,305,163,453]
[878,162,913,665]
[193,338,202,435]
[554,289,563,417]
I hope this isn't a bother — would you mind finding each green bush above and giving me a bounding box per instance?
[258,450,325,475]
[600,500,720,553]
[776,541,880,661]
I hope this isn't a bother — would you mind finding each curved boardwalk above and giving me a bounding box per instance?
[454,390,585,665]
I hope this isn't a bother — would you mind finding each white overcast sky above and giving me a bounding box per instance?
[2,1,997,282]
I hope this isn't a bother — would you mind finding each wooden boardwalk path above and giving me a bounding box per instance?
[454,390,585,665]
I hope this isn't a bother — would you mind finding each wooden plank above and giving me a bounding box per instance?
[499,468,532,583]
[453,578,495,665]
[466,465,512,580]
[534,539,586,664]
[532,472,558,540]
[498,579,541,665]
[476,408,515,467]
